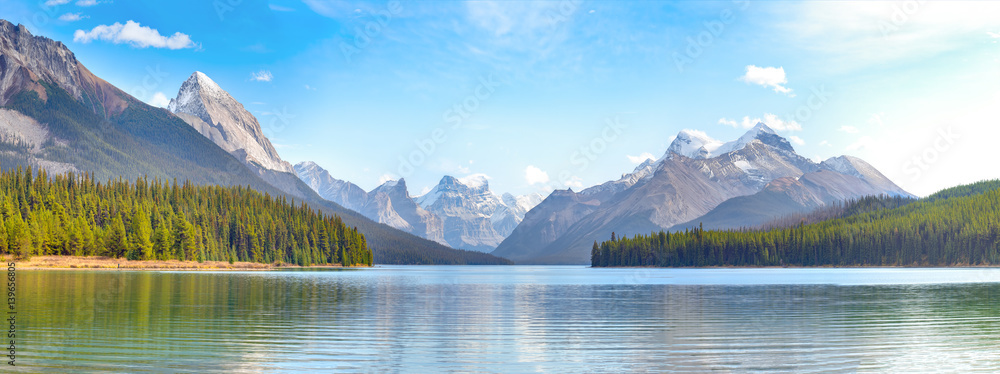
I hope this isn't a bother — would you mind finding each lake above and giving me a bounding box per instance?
[16,266,1000,373]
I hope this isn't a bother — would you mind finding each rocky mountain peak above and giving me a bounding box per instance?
[168,71,294,174]
[0,20,127,116]
[667,122,793,159]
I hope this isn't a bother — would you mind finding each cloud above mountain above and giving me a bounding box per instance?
[739,65,793,96]
[74,20,197,49]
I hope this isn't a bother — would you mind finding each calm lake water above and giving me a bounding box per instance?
[16,266,1000,373]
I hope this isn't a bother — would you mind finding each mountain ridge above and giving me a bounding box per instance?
[0,20,511,265]
[493,123,911,264]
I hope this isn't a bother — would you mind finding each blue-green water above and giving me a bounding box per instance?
[16,266,1000,372]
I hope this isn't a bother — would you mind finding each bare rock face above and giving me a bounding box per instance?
[168,72,294,174]
[362,179,446,246]
[494,123,911,264]
[414,175,543,252]
[294,161,369,211]
[0,20,127,117]
[293,161,543,252]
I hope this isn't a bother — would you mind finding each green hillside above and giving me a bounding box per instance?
[593,181,1000,267]
[3,82,511,265]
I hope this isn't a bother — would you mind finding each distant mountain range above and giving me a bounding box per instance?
[294,162,542,252]
[0,18,915,266]
[492,123,911,264]
[0,19,510,265]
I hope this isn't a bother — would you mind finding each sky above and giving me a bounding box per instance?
[2,0,1000,197]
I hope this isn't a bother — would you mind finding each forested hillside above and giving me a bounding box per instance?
[0,166,372,266]
[2,83,510,265]
[592,181,1000,267]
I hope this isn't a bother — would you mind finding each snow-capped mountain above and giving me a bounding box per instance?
[414,175,542,252]
[294,161,368,211]
[294,163,542,252]
[361,178,446,245]
[493,123,911,264]
[169,72,294,174]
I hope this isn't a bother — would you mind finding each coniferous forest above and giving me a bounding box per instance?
[0,166,373,266]
[592,181,1000,267]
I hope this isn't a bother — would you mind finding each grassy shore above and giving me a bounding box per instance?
[9,255,361,271]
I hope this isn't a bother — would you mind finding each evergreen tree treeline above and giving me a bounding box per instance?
[593,182,1000,267]
[0,166,372,266]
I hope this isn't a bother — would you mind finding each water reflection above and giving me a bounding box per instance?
[17,267,1000,372]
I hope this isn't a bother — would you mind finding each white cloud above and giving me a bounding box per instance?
[626,152,655,164]
[739,65,793,96]
[524,165,549,185]
[44,0,69,6]
[563,176,584,190]
[148,92,170,108]
[988,31,1000,39]
[718,113,802,132]
[788,136,805,146]
[76,0,99,6]
[378,174,397,184]
[73,21,197,49]
[58,13,87,22]
[250,70,273,82]
[819,140,831,147]
[304,84,316,91]
[718,118,738,127]
[269,4,295,12]
[839,125,859,134]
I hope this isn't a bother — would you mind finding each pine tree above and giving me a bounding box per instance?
[106,215,127,258]
[128,208,153,260]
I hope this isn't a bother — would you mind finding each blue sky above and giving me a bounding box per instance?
[2,0,1000,197]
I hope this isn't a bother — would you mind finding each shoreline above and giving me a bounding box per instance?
[592,264,1000,269]
[8,255,369,271]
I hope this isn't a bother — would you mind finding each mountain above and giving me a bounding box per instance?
[415,175,507,252]
[294,161,368,211]
[166,72,319,202]
[593,180,1000,267]
[362,178,446,245]
[0,20,510,265]
[168,72,293,174]
[0,19,269,187]
[669,168,909,231]
[493,123,910,264]
[293,161,542,251]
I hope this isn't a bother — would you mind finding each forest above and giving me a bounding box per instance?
[592,181,1000,267]
[4,82,510,265]
[0,166,372,266]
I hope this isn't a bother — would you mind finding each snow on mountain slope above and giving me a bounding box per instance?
[495,122,909,264]
[294,161,369,211]
[169,72,294,174]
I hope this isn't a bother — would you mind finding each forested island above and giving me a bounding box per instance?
[592,180,1000,267]
[0,166,372,266]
